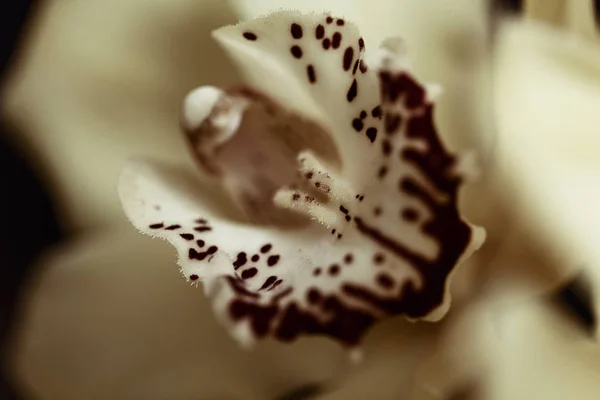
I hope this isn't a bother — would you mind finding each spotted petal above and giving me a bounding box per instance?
[119,11,485,349]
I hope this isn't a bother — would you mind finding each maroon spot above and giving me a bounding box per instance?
[374,207,382,216]
[360,110,367,119]
[267,255,280,266]
[290,45,303,58]
[189,246,218,261]
[347,79,358,102]
[329,264,341,276]
[180,233,194,240]
[373,253,385,264]
[261,244,272,253]
[251,254,260,262]
[359,195,364,201]
[233,252,247,269]
[358,37,365,51]
[196,239,205,248]
[315,182,321,188]
[194,226,212,232]
[241,268,258,280]
[165,224,181,230]
[336,19,345,26]
[305,171,313,179]
[316,24,325,39]
[377,274,394,289]
[359,60,368,73]
[190,274,199,281]
[149,223,164,229]
[366,127,377,143]
[377,166,388,179]
[243,32,257,41]
[352,59,359,74]
[337,234,343,239]
[402,208,419,222]
[322,38,331,49]
[291,23,303,39]
[344,254,354,264]
[326,16,333,24]
[292,193,301,201]
[195,218,208,224]
[269,279,283,292]
[382,140,392,156]
[307,65,317,83]
[307,288,322,304]
[352,118,364,132]
[331,229,336,234]
[313,268,322,276]
[259,276,278,291]
[339,205,349,214]
[372,106,382,118]
[385,113,402,134]
[345,215,351,222]
[343,47,354,71]
[332,32,342,49]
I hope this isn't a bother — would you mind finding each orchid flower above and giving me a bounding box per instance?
[118,11,485,350]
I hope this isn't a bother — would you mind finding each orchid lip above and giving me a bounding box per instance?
[119,11,485,350]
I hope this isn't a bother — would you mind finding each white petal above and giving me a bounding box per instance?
[119,12,484,348]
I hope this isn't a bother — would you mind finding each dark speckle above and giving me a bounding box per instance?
[372,106,382,118]
[251,254,260,262]
[373,253,385,264]
[382,140,392,156]
[336,19,345,26]
[322,38,331,50]
[332,32,342,49]
[190,274,199,281]
[346,79,358,102]
[352,118,364,132]
[165,224,181,230]
[307,289,322,304]
[267,255,280,267]
[374,207,382,216]
[307,65,317,83]
[352,59,359,74]
[345,215,351,222]
[366,127,377,143]
[243,32,257,41]
[180,233,194,241]
[241,268,258,280]
[343,47,354,71]
[292,193,301,201]
[261,244,272,253]
[377,274,394,289]
[291,23,303,39]
[329,264,340,276]
[196,239,205,248]
[358,37,365,51]
[377,166,388,179]
[326,16,333,24]
[344,254,354,264]
[149,223,164,229]
[359,60,368,73]
[290,45,303,59]
[313,268,322,276]
[316,24,325,39]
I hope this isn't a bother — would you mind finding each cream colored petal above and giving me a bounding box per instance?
[7,227,346,399]
[1,0,240,232]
